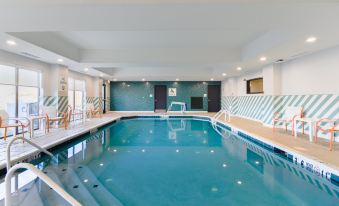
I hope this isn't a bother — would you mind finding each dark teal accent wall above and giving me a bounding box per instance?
[110,81,221,111]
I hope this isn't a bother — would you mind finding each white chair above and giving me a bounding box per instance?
[273,106,303,135]
[42,106,67,132]
[0,110,31,140]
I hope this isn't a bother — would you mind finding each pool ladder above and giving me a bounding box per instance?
[5,136,82,206]
[212,110,231,124]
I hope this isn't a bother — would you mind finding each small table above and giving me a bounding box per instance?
[29,115,47,138]
[294,117,318,142]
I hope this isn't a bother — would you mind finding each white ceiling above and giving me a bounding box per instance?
[1,0,339,81]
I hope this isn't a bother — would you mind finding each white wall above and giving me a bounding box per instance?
[280,46,339,95]
[222,45,339,96]
[0,49,103,98]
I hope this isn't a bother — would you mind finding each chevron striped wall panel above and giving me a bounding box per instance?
[86,97,102,110]
[58,96,68,113]
[43,96,58,107]
[221,94,339,137]
[221,96,239,115]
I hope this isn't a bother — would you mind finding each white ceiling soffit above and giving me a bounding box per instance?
[1,1,339,80]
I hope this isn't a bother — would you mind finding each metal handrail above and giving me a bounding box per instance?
[5,163,82,206]
[212,110,231,123]
[6,136,54,171]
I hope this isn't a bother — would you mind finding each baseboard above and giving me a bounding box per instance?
[168,111,208,113]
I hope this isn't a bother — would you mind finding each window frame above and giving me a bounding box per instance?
[0,64,42,138]
[246,77,264,94]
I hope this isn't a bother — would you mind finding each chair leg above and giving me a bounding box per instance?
[47,120,50,133]
[329,131,334,151]
[314,127,318,143]
[64,117,67,129]
[4,128,7,141]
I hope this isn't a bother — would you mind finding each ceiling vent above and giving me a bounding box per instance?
[275,59,285,63]
[20,52,40,59]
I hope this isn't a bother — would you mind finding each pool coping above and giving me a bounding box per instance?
[1,114,338,185]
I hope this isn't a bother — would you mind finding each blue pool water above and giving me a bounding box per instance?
[2,118,338,205]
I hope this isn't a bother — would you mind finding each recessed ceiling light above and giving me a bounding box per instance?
[260,57,267,62]
[222,73,227,76]
[175,78,180,81]
[210,78,214,81]
[84,68,89,72]
[236,67,242,71]
[57,58,63,62]
[6,40,16,46]
[142,78,146,81]
[100,73,104,77]
[305,36,317,43]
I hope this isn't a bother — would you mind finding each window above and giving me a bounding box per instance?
[246,78,264,94]
[0,65,41,138]
[68,78,85,110]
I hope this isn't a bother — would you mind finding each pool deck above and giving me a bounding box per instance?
[0,112,338,175]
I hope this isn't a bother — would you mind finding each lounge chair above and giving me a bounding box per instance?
[0,110,31,140]
[43,106,67,132]
[273,106,303,135]
[86,103,102,118]
[68,105,85,123]
[315,118,338,151]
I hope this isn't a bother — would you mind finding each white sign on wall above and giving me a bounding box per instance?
[168,88,177,96]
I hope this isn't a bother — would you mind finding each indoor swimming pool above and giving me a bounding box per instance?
[1,117,338,206]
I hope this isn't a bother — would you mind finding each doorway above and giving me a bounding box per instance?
[154,85,167,112]
[208,85,221,112]
[102,83,106,114]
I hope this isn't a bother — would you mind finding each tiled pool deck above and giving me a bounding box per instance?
[0,112,338,175]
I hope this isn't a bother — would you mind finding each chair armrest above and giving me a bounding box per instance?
[316,118,332,128]
[273,112,282,120]
[58,112,67,118]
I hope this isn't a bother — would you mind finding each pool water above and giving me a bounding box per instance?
[2,118,338,206]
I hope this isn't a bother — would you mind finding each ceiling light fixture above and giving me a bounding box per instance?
[84,68,89,72]
[236,67,242,71]
[100,73,104,77]
[113,78,117,81]
[175,78,180,81]
[222,73,227,76]
[57,58,63,62]
[210,78,214,81]
[6,40,16,46]
[305,36,317,43]
[260,56,267,62]
[142,78,146,81]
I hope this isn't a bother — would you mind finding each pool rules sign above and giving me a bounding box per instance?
[168,88,177,96]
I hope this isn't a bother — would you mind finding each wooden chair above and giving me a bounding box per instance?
[0,110,31,140]
[273,106,303,135]
[315,118,338,151]
[42,106,67,132]
[86,103,102,118]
